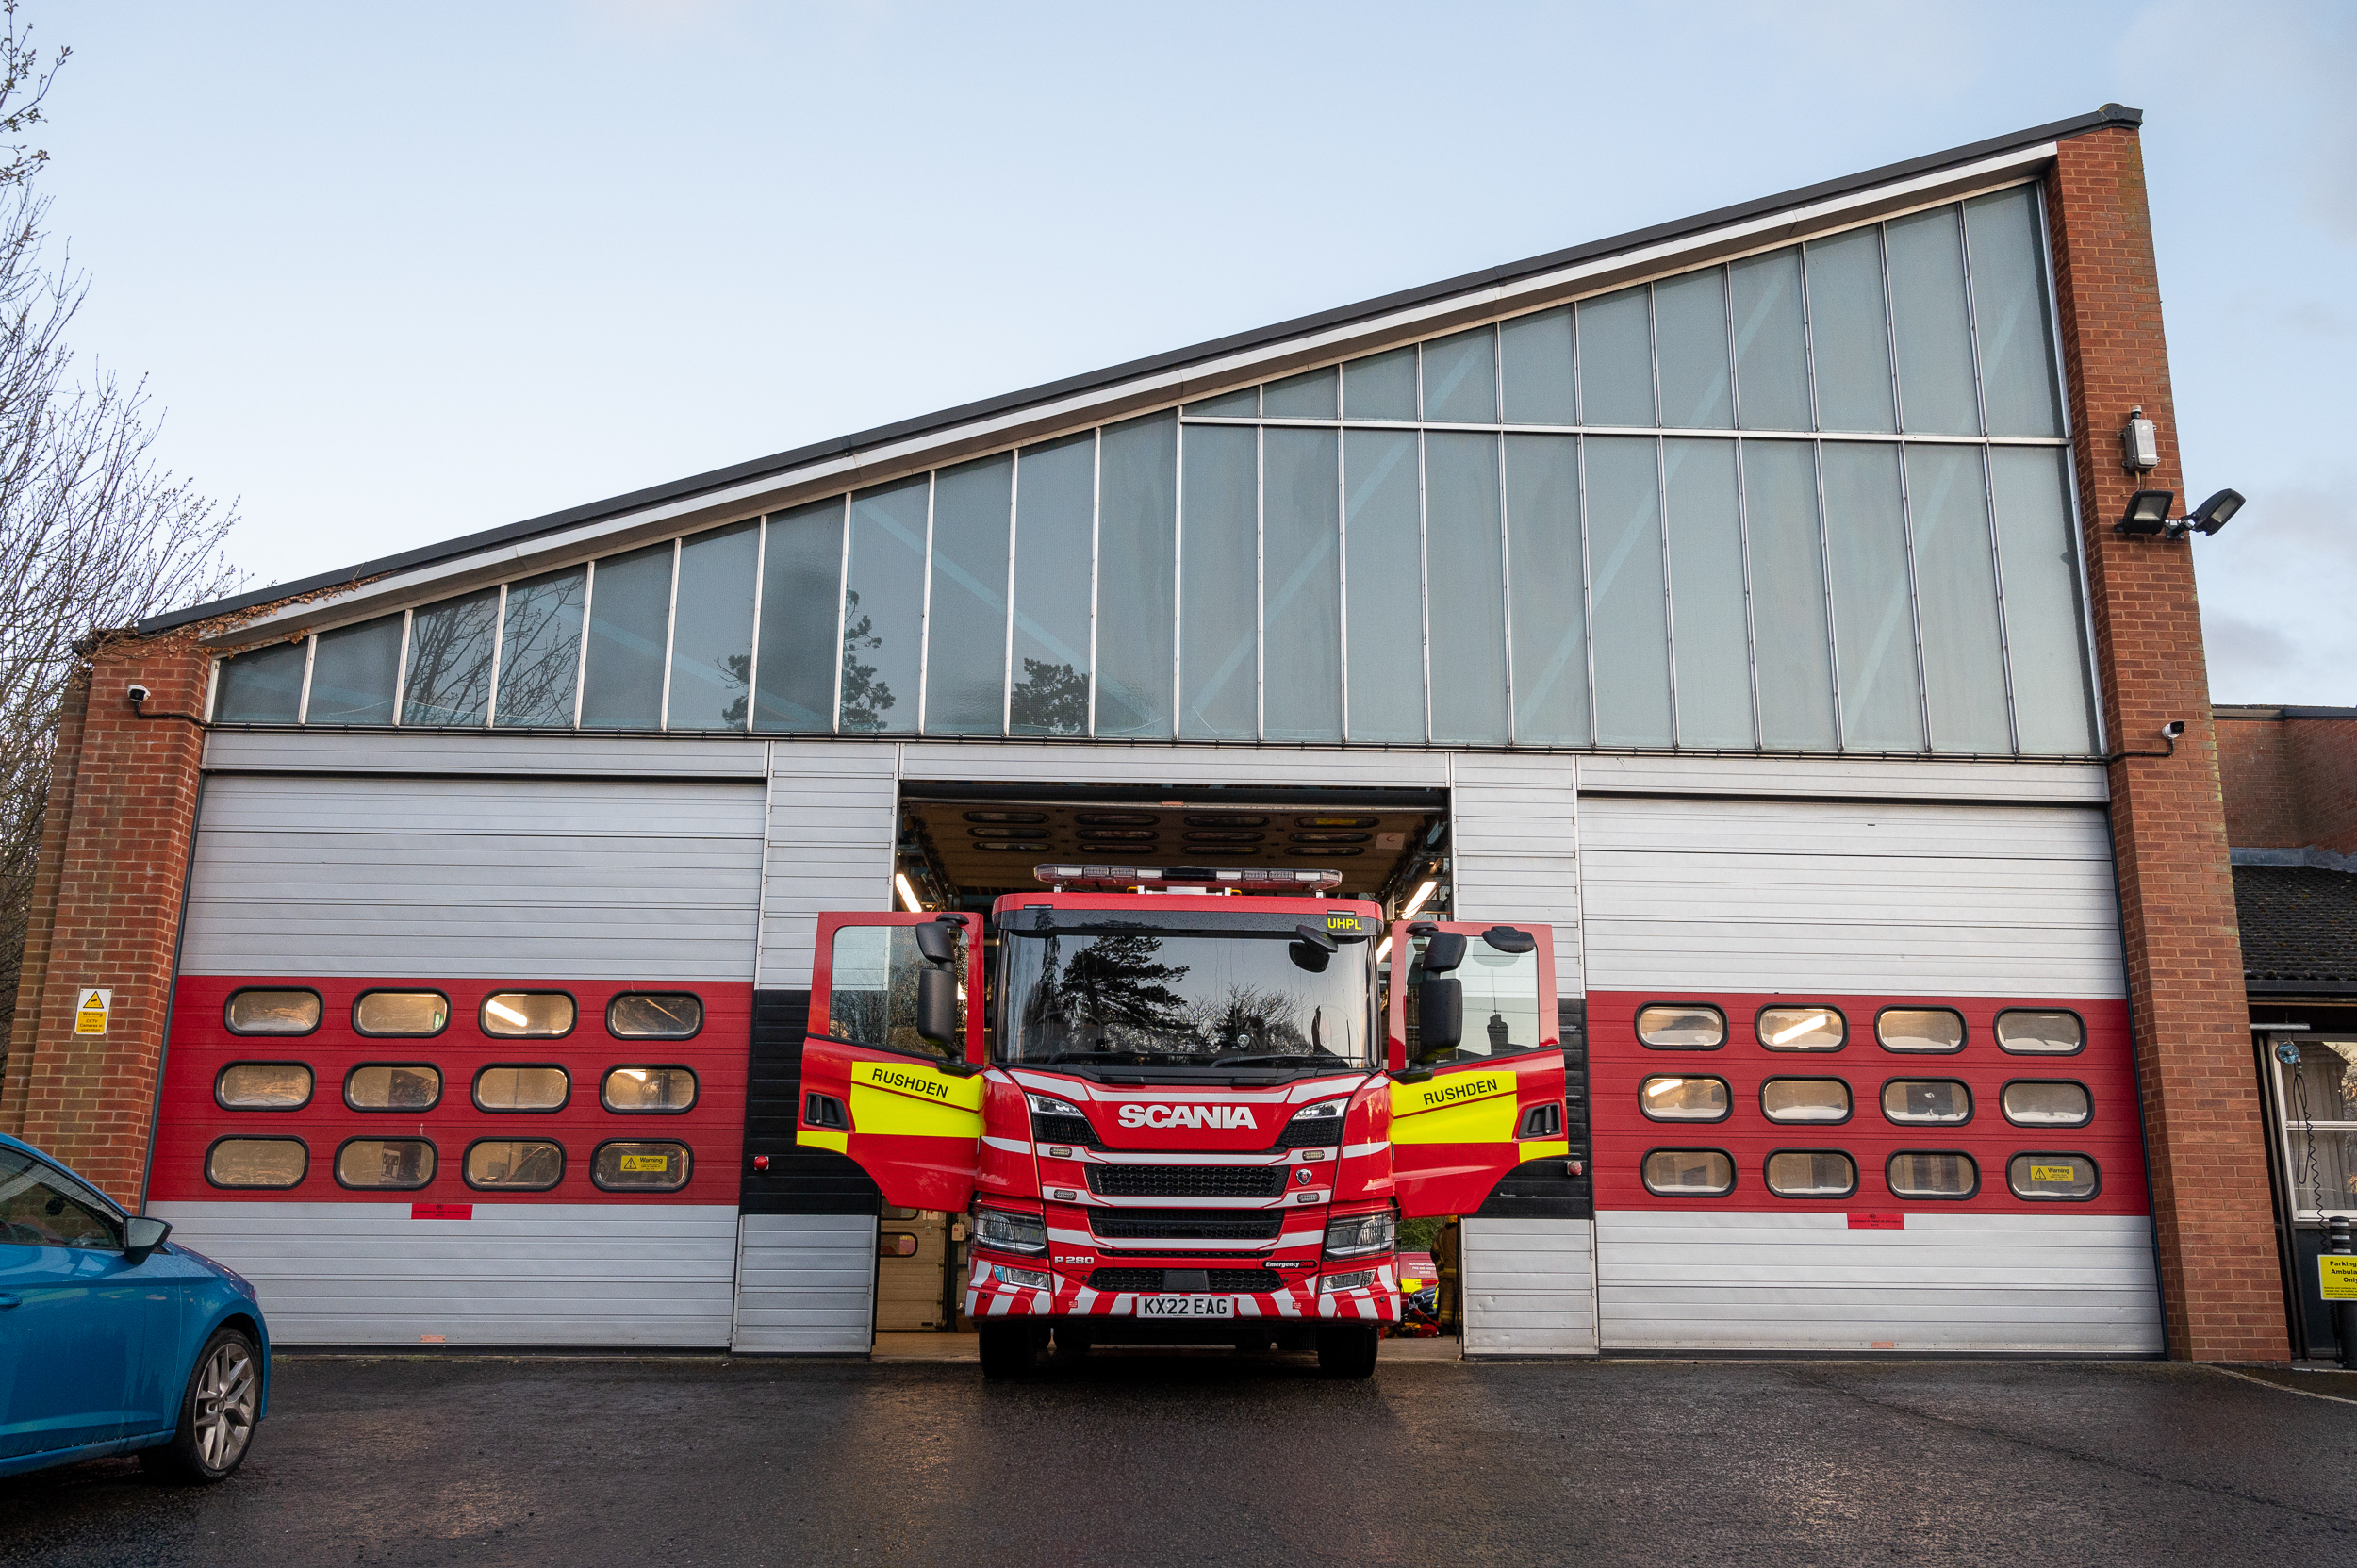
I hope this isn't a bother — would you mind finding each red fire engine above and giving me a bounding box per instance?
[798,865,1567,1377]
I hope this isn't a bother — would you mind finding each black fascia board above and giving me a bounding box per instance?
[141,104,2141,637]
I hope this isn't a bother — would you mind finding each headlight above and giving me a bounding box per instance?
[1027,1092,1085,1118]
[994,1264,1052,1290]
[973,1206,1047,1256]
[1323,1210,1394,1257]
[1320,1269,1376,1294]
[1290,1097,1348,1122]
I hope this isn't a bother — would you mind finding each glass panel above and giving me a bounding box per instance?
[1965,188,2063,437]
[1886,206,1980,435]
[492,568,585,728]
[1010,435,1096,736]
[1654,269,1732,429]
[752,498,843,732]
[829,925,957,1060]
[1342,347,1417,421]
[354,991,449,1035]
[609,994,703,1039]
[1663,438,1750,746]
[1449,937,1544,1060]
[1822,442,1922,750]
[216,1064,312,1110]
[1423,432,1508,743]
[1989,448,2095,754]
[1805,227,1894,433]
[1638,1003,1724,1048]
[474,1065,569,1112]
[924,454,1012,735]
[466,1140,563,1190]
[1878,1008,1964,1052]
[1905,446,2009,751]
[226,989,320,1034]
[1883,1080,1972,1124]
[1730,248,1810,431]
[402,588,499,726]
[0,1158,119,1247]
[213,642,306,723]
[1262,427,1342,742]
[338,1139,436,1190]
[1887,1150,1976,1197]
[345,1065,441,1112]
[668,521,759,730]
[2007,1153,2096,1200]
[1761,1079,1851,1123]
[1263,367,1337,420]
[1505,434,1588,744]
[879,1231,919,1258]
[602,1066,699,1112]
[1423,327,1497,424]
[1642,1148,1734,1197]
[580,543,671,729]
[1640,1075,1730,1121]
[1758,1006,1844,1050]
[483,992,576,1037]
[1585,436,1672,745]
[1577,288,1654,426]
[2286,1041,2357,1121]
[1743,442,1837,747]
[1179,423,1259,740]
[1995,1009,2084,1054]
[593,1141,690,1191]
[307,615,404,724]
[1500,306,1574,425]
[2002,1081,2090,1127]
[205,1139,306,1189]
[1340,429,1425,742]
[1186,387,1258,418]
[840,478,927,733]
[1765,1149,1854,1197]
[1096,414,1177,738]
[2284,1127,2357,1216]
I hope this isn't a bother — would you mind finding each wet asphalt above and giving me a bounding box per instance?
[2,1351,2352,1567]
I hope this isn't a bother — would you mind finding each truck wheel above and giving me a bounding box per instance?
[979,1323,1037,1379]
[1316,1324,1379,1378]
[140,1327,261,1483]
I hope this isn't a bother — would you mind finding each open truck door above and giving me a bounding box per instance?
[1386,921,1569,1218]
[796,911,985,1213]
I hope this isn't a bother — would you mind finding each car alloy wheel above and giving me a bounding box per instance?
[193,1338,258,1471]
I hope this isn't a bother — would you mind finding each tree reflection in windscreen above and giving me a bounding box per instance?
[1005,928,1369,1067]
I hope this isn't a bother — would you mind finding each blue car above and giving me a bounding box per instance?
[0,1132,269,1482]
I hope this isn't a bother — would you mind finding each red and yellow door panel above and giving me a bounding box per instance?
[797,912,986,1213]
[1385,921,1569,1218]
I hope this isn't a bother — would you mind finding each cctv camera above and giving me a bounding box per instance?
[2160,720,2186,740]
[125,684,150,705]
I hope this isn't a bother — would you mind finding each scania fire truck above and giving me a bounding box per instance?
[797,864,1567,1378]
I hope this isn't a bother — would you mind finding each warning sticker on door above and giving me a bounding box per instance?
[2321,1256,2357,1300]
[618,1154,670,1173]
[73,988,110,1035]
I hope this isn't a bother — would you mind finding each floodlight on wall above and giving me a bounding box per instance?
[2116,489,2174,536]
[2184,488,2245,536]
[2115,487,2247,540]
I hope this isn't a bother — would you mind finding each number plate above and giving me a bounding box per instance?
[1135,1294,1235,1318]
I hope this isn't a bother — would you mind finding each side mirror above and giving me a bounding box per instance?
[915,919,961,966]
[124,1215,172,1263]
[1421,932,1467,973]
[1417,976,1463,1056]
[1480,926,1535,955]
[915,966,959,1048]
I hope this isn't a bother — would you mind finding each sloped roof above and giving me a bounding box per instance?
[140,104,2143,642]
[2236,865,2357,995]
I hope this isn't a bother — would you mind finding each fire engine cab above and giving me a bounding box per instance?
[798,864,1567,1378]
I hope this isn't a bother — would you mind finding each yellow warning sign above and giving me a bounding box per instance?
[2321,1256,2357,1301]
[73,988,110,1036]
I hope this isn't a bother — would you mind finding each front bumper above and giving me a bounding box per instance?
[966,1255,1400,1322]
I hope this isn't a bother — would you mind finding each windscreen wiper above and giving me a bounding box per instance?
[1206,1051,1354,1067]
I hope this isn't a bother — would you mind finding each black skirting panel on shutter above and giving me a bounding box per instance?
[740,988,882,1216]
[1475,997,1591,1219]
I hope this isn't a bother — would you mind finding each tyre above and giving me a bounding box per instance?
[140,1327,261,1484]
[979,1323,1038,1379]
[1316,1324,1379,1378]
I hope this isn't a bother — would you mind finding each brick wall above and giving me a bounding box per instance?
[2217,707,2357,855]
[2048,127,2286,1361]
[1,635,212,1207]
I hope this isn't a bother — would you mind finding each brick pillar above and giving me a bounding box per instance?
[2047,124,2285,1361]
[2,635,211,1207]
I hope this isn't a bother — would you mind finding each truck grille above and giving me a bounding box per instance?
[1271,1115,1343,1149]
[1030,1113,1103,1149]
[1089,1268,1286,1294]
[1086,1164,1286,1198]
[1088,1208,1286,1241]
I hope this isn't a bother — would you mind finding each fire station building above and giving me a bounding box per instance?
[1,106,2302,1361]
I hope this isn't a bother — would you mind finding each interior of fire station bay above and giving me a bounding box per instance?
[6,103,2340,1366]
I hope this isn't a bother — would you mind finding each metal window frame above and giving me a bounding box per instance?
[657,538,681,732]
[916,473,936,735]
[830,494,851,735]
[572,563,594,730]
[485,583,508,730]
[1086,429,1102,737]
[392,607,413,727]
[743,514,768,735]
[1002,450,1020,737]
[1171,418,1186,741]
[295,635,318,726]
[1881,221,1936,754]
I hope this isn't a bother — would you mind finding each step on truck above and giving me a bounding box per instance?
[797,864,1567,1378]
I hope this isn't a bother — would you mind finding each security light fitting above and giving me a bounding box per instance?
[2116,489,2173,536]
[2115,487,2245,540]
[124,684,150,705]
[2159,720,2185,740]
[2185,488,2244,536]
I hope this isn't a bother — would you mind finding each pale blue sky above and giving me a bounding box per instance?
[33,0,2357,702]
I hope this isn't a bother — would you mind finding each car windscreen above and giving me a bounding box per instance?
[998,919,1373,1071]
